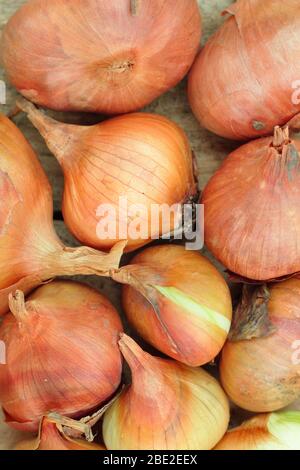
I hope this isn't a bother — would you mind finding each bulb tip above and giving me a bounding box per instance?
[273,125,290,148]
[16,96,38,117]
[118,334,148,372]
[9,289,24,307]
[9,290,29,322]
[118,332,132,348]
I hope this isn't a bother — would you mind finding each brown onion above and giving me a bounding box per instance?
[112,244,232,366]
[0,280,123,431]
[0,113,124,316]
[220,280,300,413]
[188,0,300,140]
[17,99,197,252]
[202,126,300,281]
[215,411,300,451]
[103,334,229,450]
[15,413,106,451]
[2,0,201,114]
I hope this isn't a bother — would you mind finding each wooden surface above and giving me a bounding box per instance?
[1,0,299,451]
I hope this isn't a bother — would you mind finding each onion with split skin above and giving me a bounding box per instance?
[103,334,230,450]
[2,0,202,114]
[202,125,300,281]
[220,280,300,413]
[0,280,123,432]
[112,244,232,367]
[188,0,300,140]
[215,411,300,450]
[17,99,197,252]
[0,113,124,316]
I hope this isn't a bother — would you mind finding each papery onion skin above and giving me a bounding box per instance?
[215,412,300,450]
[2,0,201,114]
[202,127,300,281]
[17,100,197,252]
[103,334,229,450]
[0,113,54,292]
[0,113,124,316]
[0,281,123,432]
[220,279,300,412]
[15,416,106,451]
[188,0,300,140]
[115,244,232,366]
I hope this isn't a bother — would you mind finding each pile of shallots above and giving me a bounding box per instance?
[0,0,300,451]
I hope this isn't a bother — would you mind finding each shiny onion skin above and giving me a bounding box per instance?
[103,334,230,450]
[18,99,197,252]
[0,281,123,432]
[0,113,124,316]
[113,244,232,366]
[2,0,201,114]
[215,411,300,450]
[202,126,300,281]
[15,414,106,451]
[188,0,300,140]
[220,280,300,413]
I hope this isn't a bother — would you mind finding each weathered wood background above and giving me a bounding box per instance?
[0,0,299,450]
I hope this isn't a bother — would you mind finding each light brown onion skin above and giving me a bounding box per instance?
[201,132,300,281]
[2,0,201,114]
[220,278,300,412]
[15,417,106,451]
[63,114,196,251]
[121,244,232,366]
[0,281,123,432]
[188,0,300,140]
[214,414,288,450]
[0,114,57,294]
[19,108,197,253]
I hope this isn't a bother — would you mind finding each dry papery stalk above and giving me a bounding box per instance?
[15,389,124,450]
[0,241,126,316]
[65,387,124,440]
[131,0,140,16]
[272,126,290,148]
[229,285,277,342]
